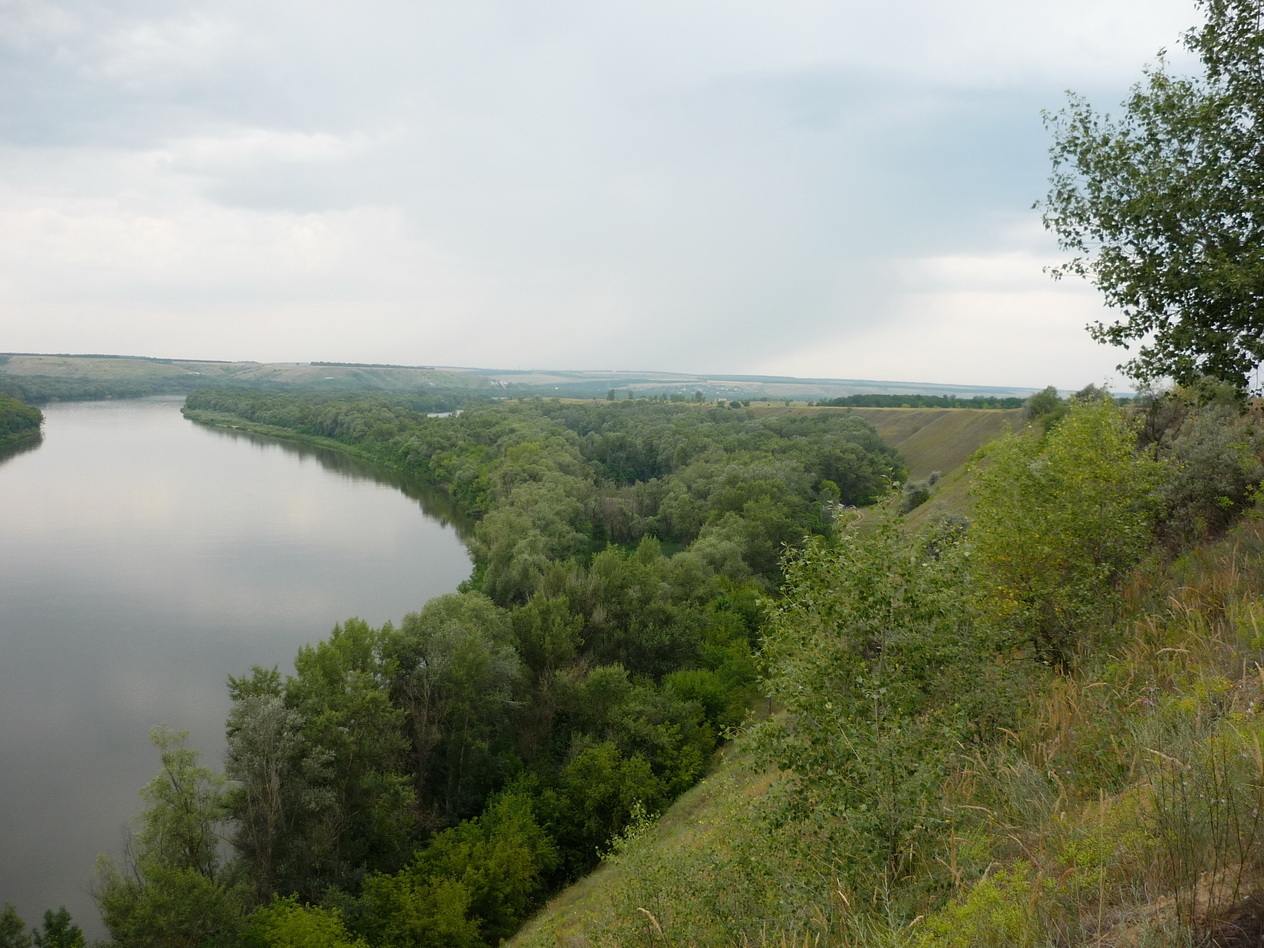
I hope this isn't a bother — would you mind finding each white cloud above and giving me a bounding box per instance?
[92,14,241,86]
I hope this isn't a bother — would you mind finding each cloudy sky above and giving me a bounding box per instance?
[0,0,1201,388]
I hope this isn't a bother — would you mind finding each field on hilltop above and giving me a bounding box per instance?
[841,406,1022,479]
[0,353,491,401]
[0,353,1052,406]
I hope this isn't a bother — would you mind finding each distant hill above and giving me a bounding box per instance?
[0,353,1049,403]
[447,365,1044,401]
[0,354,490,402]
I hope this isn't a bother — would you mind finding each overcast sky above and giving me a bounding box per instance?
[0,0,1202,388]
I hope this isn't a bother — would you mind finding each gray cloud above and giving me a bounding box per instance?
[0,0,1200,387]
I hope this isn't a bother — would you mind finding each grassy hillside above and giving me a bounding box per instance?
[510,395,1264,948]
[842,406,1022,480]
[744,405,1021,524]
[0,354,491,401]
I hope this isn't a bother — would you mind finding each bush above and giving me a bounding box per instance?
[971,397,1163,663]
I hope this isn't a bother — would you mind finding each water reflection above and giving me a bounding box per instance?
[0,433,43,467]
[191,422,474,541]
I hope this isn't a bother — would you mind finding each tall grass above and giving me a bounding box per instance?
[510,503,1264,948]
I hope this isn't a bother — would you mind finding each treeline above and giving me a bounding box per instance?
[0,394,41,448]
[0,375,207,403]
[0,373,484,406]
[812,392,1026,408]
[83,393,906,946]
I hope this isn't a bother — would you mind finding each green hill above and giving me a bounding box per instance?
[0,353,491,401]
[510,395,1264,948]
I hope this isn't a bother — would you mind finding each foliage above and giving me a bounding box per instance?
[385,594,523,822]
[1040,0,1264,395]
[95,862,247,948]
[283,619,415,895]
[184,392,905,584]
[94,728,246,947]
[0,905,30,948]
[343,792,557,947]
[124,392,914,943]
[224,669,310,903]
[750,503,1008,909]
[90,381,1264,948]
[0,395,41,448]
[970,396,1163,662]
[1149,394,1264,545]
[506,397,1264,948]
[135,726,228,877]
[916,863,1049,947]
[245,898,366,948]
[30,908,83,948]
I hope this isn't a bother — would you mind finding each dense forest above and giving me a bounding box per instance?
[507,385,1264,947]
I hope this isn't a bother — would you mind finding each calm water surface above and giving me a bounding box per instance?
[0,397,472,934]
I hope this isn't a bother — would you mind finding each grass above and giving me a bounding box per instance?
[840,407,1022,481]
[512,512,1264,947]
[510,744,787,948]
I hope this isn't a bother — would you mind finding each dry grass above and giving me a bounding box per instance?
[0,353,486,389]
[841,407,1022,480]
[514,513,1264,948]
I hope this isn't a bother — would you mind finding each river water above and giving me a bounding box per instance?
[0,397,472,935]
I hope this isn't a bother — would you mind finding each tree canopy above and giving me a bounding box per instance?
[1040,0,1264,396]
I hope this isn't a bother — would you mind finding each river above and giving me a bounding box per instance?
[0,397,472,935]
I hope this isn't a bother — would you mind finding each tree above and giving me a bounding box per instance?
[1040,0,1264,395]
[384,595,522,821]
[94,728,246,948]
[970,396,1163,663]
[284,619,415,893]
[750,505,1001,901]
[135,726,227,878]
[245,898,367,948]
[0,904,31,948]
[225,668,309,902]
[32,909,84,948]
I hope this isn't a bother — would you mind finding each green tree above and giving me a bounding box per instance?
[970,396,1162,662]
[406,791,558,942]
[354,874,480,948]
[554,741,664,877]
[135,726,227,877]
[0,904,31,948]
[285,619,415,893]
[94,728,246,948]
[225,668,309,902]
[750,505,999,903]
[32,908,83,948]
[385,594,522,820]
[1020,385,1066,430]
[1040,0,1264,395]
[0,395,41,448]
[246,898,367,948]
